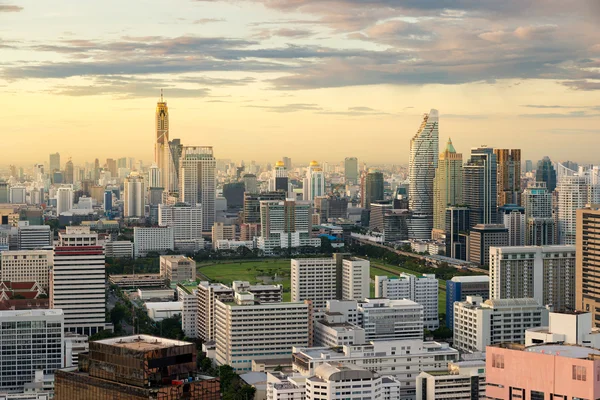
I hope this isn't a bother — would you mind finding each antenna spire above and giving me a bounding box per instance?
[160,89,163,102]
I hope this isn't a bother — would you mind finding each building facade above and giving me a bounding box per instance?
[468,224,509,267]
[433,138,463,233]
[576,206,600,326]
[522,181,555,246]
[446,276,490,330]
[179,146,216,232]
[495,148,521,207]
[0,250,52,289]
[463,146,498,228]
[133,227,174,258]
[160,255,196,283]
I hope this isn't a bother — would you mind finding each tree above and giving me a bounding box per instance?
[110,303,128,326]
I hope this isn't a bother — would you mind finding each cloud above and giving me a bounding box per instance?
[253,28,315,40]
[521,104,583,109]
[193,18,225,24]
[519,111,600,118]
[246,103,324,113]
[0,4,22,12]
[542,128,600,135]
[562,80,600,91]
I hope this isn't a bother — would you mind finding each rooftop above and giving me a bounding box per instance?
[95,335,192,351]
[525,344,600,359]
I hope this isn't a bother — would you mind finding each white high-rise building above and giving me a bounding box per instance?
[359,298,424,341]
[0,309,64,392]
[8,187,26,204]
[133,227,174,258]
[375,273,439,330]
[0,250,53,289]
[176,284,198,339]
[522,181,555,245]
[498,205,526,246]
[17,223,52,250]
[158,203,202,248]
[489,245,576,312]
[453,296,549,353]
[123,172,145,218]
[409,109,439,239]
[291,257,338,309]
[51,226,106,335]
[341,257,370,301]
[196,281,234,342]
[303,161,325,201]
[55,186,73,215]
[215,292,309,372]
[269,161,289,192]
[179,146,216,231]
[148,163,161,188]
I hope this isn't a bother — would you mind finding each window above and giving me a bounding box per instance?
[572,365,586,381]
[530,390,544,400]
[492,353,504,369]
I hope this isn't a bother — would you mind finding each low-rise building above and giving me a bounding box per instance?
[313,312,366,347]
[159,255,196,283]
[453,296,549,353]
[360,298,424,341]
[63,332,89,369]
[232,281,282,303]
[214,240,255,251]
[416,360,486,400]
[525,311,600,348]
[104,240,133,258]
[375,273,439,330]
[144,301,183,321]
[136,288,175,301]
[108,274,167,289]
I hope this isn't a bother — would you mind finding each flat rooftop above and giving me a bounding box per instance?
[525,344,600,359]
[95,335,192,351]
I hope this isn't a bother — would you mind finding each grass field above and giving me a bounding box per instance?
[198,259,292,301]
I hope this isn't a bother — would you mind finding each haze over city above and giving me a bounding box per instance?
[2,0,600,164]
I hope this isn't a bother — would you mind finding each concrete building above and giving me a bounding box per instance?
[359,298,424,341]
[433,138,463,233]
[463,146,498,228]
[536,156,557,192]
[179,146,216,231]
[490,245,576,312]
[362,170,384,209]
[108,274,166,289]
[314,195,348,222]
[243,191,286,224]
[17,224,51,250]
[558,173,590,245]
[196,281,234,342]
[123,173,145,218]
[444,206,470,260]
[525,311,600,348]
[408,109,439,239]
[495,148,521,207]
[268,161,288,193]
[498,204,525,246]
[486,342,600,400]
[453,296,549,353]
[342,257,369,301]
[0,250,52,288]
[104,240,133,258]
[9,187,26,204]
[231,281,283,303]
[55,186,73,216]
[159,255,196,284]
[577,205,600,326]
[446,276,490,330]
[257,200,321,255]
[305,364,397,400]
[344,157,358,185]
[468,224,508,267]
[63,332,89,368]
[313,315,366,348]
[522,181,555,246]
[54,335,220,400]
[51,226,106,335]
[416,360,486,400]
[292,340,459,399]
[303,161,325,202]
[0,309,63,393]
[145,301,182,321]
[133,227,174,258]
[158,203,202,250]
[177,285,198,339]
[215,292,309,372]
[375,273,439,330]
[211,222,235,249]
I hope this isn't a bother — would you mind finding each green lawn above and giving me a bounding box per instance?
[198,259,292,302]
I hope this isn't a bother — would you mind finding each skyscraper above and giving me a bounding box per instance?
[558,173,589,245]
[498,204,526,246]
[56,186,73,215]
[269,161,289,192]
[522,181,555,245]
[409,109,439,239]
[64,159,74,185]
[155,91,169,192]
[49,152,61,173]
[148,163,161,188]
[495,148,521,207]
[159,203,203,249]
[362,169,384,209]
[303,161,325,201]
[344,157,358,184]
[536,156,557,192]
[283,156,292,171]
[180,146,216,232]
[123,172,145,218]
[243,174,258,194]
[445,207,470,260]
[576,205,600,326]
[166,138,182,194]
[433,138,463,232]
[463,146,498,228]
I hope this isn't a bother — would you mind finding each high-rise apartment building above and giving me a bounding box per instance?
[196,281,234,342]
[341,257,370,301]
[375,273,439,330]
[282,156,292,171]
[158,203,202,249]
[215,292,309,372]
[490,245,576,312]
[522,181,555,245]
[495,148,522,207]
[433,138,463,232]
[257,200,321,255]
[155,92,169,194]
[133,227,174,258]
[123,172,145,218]
[148,163,161,188]
[166,138,183,194]
[344,157,358,184]
[468,224,508,267]
[445,206,470,260]
[269,161,289,192]
[408,109,439,239]
[463,146,498,228]
[576,206,600,326]
[498,204,526,246]
[49,152,60,173]
[56,186,73,216]
[446,275,490,330]
[55,335,220,400]
[51,226,105,335]
[64,159,74,185]
[0,309,64,392]
[536,156,557,192]
[0,250,53,289]
[179,146,216,231]
[361,169,384,209]
[558,173,590,245]
[303,161,325,201]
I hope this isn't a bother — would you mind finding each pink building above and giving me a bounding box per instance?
[486,343,600,399]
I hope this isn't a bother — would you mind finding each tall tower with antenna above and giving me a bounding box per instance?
[155,90,169,192]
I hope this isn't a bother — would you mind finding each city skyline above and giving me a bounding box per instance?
[1,0,600,164]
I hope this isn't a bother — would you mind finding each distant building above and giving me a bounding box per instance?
[104,240,133,258]
[243,191,286,224]
[495,148,522,207]
[522,181,555,245]
[361,170,384,209]
[160,255,196,284]
[468,224,508,266]
[344,157,358,184]
[211,222,235,249]
[123,173,145,218]
[133,227,174,258]
[498,204,525,246]
[536,156,557,192]
[158,203,202,250]
[445,206,470,260]
[0,250,52,289]
[433,138,463,232]
[222,182,245,208]
[416,360,486,400]
[180,146,216,231]
[446,276,490,330]
[463,146,498,228]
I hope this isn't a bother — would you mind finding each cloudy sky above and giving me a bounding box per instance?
[1,0,599,166]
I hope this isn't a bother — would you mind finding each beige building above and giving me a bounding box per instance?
[576,205,600,326]
[0,250,53,288]
[416,360,486,400]
[433,138,463,232]
[490,245,576,312]
[159,255,196,283]
[211,222,235,249]
[196,281,234,342]
[341,257,370,301]
[215,292,309,372]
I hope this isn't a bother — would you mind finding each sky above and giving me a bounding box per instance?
[1,0,600,166]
